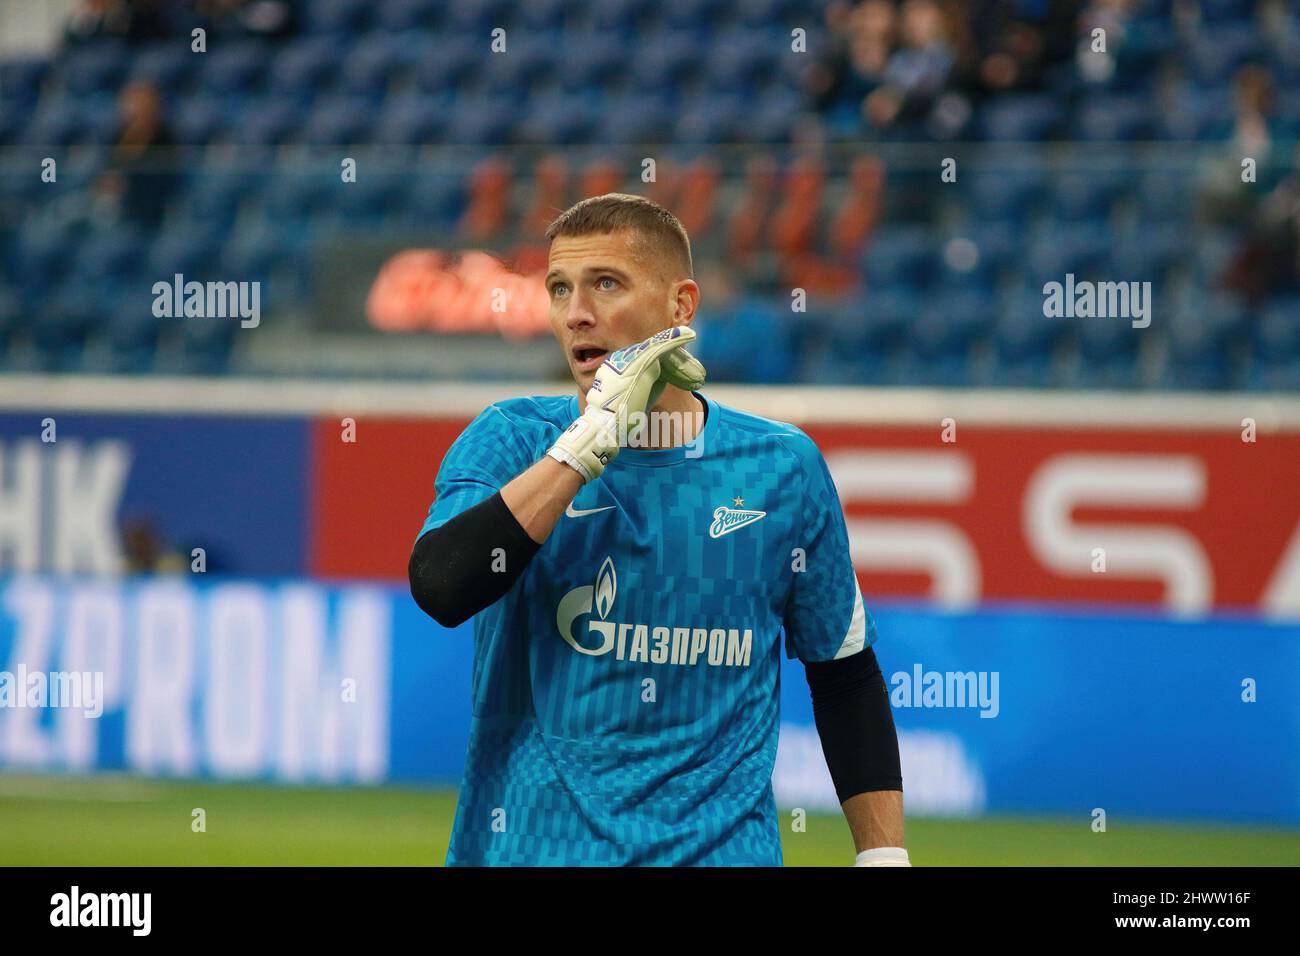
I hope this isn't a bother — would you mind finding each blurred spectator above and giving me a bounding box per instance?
[958,0,1078,96]
[1203,66,1282,223]
[1223,143,1300,307]
[94,80,178,228]
[122,518,187,574]
[805,0,898,133]
[65,0,168,45]
[863,0,954,130]
[194,0,298,39]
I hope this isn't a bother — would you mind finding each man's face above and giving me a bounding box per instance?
[546,230,690,392]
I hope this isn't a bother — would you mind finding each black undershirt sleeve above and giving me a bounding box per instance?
[804,646,903,802]
[408,491,541,628]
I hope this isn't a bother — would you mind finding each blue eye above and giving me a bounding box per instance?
[598,277,618,290]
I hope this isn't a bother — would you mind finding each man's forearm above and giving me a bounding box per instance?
[500,455,585,544]
[842,789,905,852]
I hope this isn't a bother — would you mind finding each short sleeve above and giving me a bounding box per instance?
[782,436,876,663]
[415,403,547,541]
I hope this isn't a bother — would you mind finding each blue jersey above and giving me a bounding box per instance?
[417,392,876,865]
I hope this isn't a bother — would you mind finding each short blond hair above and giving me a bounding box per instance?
[545,193,694,281]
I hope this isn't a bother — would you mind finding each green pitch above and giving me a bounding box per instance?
[1,774,1296,866]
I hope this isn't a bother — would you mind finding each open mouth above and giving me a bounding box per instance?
[572,346,610,372]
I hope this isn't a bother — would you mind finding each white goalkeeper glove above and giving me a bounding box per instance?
[548,326,706,482]
[854,847,911,867]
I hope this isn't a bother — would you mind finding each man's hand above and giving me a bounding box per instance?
[548,327,706,482]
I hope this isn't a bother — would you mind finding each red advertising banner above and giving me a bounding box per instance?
[310,415,1300,617]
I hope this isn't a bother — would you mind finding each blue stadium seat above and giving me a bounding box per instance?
[371,0,443,32]
[735,0,805,29]
[1136,165,1194,221]
[1195,0,1259,25]
[0,57,48,105]
[181,172,254,231]
[1076,312,1142,367]
[935,239,1001,293]
[861,286,921,353]
[74,224,144,285]
[257,174,332,225]
[696,298,794,384]
[1192,228,1238,281]
[1109,223,1189,284]
[339,34,409,98]
[177,310,238,374]
[106,301,165,373]
[862,227,936,288]
[473,38,552,94]
[517,91,601,145]
[170,95,228,145]
[300,95,375,146]
[514,0,576,34]
[910,291,992,362]
[994,284,1073,378]
[555,33,625,92]
[1025,223,1111,283]
[1184,26,1260,88]
[746,88,803,143]
[1076,96,1156,141]
[704,30,774,93]
[199,41,267,95]
[241,96,302,146]
[952,221,1019,273]
[1120,16,1178,63]
[22,96,89,147]
[147,225,224,279]
[265,37,344,99]
[1269,35,1300,88]
[1160,294,1244,390]
[13,219,76,298]
[1253,297,1300,362]
[129,43,197,91]
[445,93,518,145]
[586,0,661,36]
[34,286,101,367]
[964,167,1047,224]
[1049,171,1128,223]
[302,0,371,35]
[599,91,674,143]
[631,32,705,90]
[373,93,452,145]
[335,171,408,226]
[222,221,304,280]
[411,38,481,94]
[0,98,26,145]
[60,43,128,97]
[401,175,465,229]
[675,92,749,142]
[978,95,1063,141]
[443,0,517,34]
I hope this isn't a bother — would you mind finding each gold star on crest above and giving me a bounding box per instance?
[732,496,744,507]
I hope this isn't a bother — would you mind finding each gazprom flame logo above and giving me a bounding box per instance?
[594,557,616,619]
[556,557,619,655]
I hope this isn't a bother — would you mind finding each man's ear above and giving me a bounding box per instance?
[672,279,700,328]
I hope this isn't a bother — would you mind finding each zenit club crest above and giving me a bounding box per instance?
[708,506,767,539]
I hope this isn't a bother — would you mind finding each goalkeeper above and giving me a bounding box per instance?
[410,193,906,867]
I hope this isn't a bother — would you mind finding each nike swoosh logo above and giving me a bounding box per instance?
[565,504,616,518]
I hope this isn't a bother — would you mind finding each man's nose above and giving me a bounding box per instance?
[563,289,597,330]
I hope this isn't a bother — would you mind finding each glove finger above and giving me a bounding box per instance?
[608,326,696,376]
[658,346,707,391]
